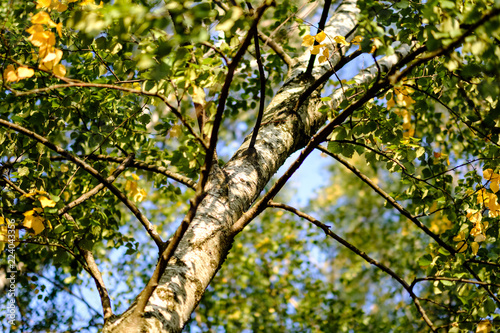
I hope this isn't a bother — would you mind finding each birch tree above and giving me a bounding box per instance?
[1,0,500,332]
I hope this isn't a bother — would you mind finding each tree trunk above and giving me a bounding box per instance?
[101,1,387,331]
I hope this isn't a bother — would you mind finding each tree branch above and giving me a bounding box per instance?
[58,154,134,216]
[6,81,208,150]
[268,201,437,332]
[257,30,293,68]
[390,7,500,83]
[31,271,103,318]
[78,245,114,321]
[316,145,457,254]
[0,119,164,250]
[305,0,332,76]
[50,154,196,189]
[318,145,500,306]
[127,2,274,327]
[233,46,412,234]
[248,2,268,151]
[412,276,500,288]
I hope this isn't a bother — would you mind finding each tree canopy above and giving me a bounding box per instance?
[1,0,500,332]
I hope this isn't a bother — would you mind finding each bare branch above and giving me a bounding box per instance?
[318,145,500,306]
[467,259,500,267]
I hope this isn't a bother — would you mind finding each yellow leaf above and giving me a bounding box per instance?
[334,35,349,46]
[318,48,329,63]
[40,48,63,71]
[0,223,19,246]
[466,209,482,223]
[315,31,326,43]
[39,196,56,208]
[53,64,66,77]
[453,231,466,241]
[322,48,329,58]
[351,36,363,44]
[301,34,315,47]
[491,181,499,193]
[28,29,56,47]
[31,11,56,26]
[455,241,467,252]
[132,188,147,202]
[36,0,52,9]
[125,180,137,192]
[471,242,479,255]
[53,2,68,12]
[483,168,494,179]
[3,64,18,82]
[27,24,45,35]
[477,320,492,333]
[483,169,500,193]
[41,48,62,64]
[55,22,63,37]
[310,44,323,55]
[191,86,206,105]
[23,213,45,235]
[131,174,140,181]
[17,67,35,80]
[60,164,69,172]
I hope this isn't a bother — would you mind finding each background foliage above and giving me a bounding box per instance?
[1,0,500,332]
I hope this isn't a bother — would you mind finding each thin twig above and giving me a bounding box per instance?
[91,45,120,81]
[31,272,102,318]
[7,81,208,150]
[390,7,500,83]
[59,107,143,196]
[405,84,500,148]
[268,201,437,332]
[412,276,500,288]
[58,154,134,216]
[316,145,457,254]
[318,145,500,306]
[200,41,229,65]
[467,259,500,267]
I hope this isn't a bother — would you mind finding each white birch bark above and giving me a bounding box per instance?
[102,1,408,331]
